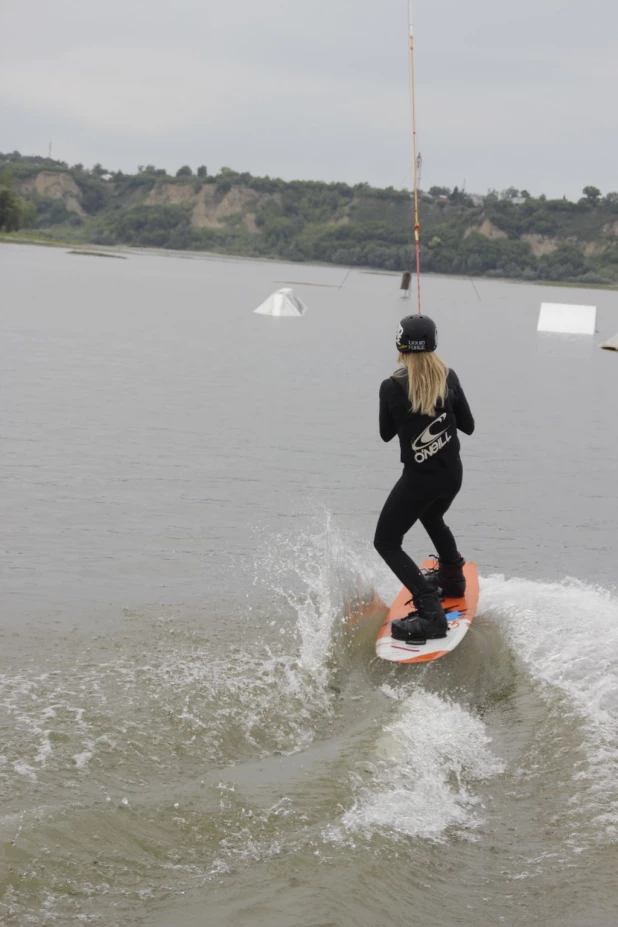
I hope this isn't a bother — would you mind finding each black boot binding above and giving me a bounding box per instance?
[390,590,449,644]
[422,555,466,599]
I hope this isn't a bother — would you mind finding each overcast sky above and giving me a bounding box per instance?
[1,0,616,197]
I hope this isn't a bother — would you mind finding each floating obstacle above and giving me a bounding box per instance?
[253,288,307,317]
[600,333,618,351]
[400,270,412,298]
[537,302,596,335]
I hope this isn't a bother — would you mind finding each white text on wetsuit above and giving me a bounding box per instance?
[411,413,452,464]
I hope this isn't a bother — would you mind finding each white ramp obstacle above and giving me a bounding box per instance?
[537,302,596,335]
[253,288,307,317]
[600,333,618,351]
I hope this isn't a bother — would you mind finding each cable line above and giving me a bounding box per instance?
[409,1,422,314]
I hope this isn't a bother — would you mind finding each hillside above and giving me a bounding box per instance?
[2,151,618,285]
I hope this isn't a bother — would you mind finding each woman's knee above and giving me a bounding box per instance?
[374,530,399,558]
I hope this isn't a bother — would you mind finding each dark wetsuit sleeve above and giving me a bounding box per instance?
[379,379,397,442]
[450,371,475,435]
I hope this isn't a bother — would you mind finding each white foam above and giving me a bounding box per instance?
[73,745,95,769]
[256,511,387,683]
[13,760,38,782]
[480,576,618,726]
[480,575,618,834]
[330,690,503,842]
[151,645,330,757]
[34,730,53,767]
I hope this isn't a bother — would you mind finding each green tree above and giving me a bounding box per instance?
[583,185,601,206]
[466,253,483,274]
[176,165,192,177]
[33,197,72,227]
[0,183,36,231]
[197,165,207,178]
[0,187,21,230]
[539,243,586,281]
[216,178,232,195]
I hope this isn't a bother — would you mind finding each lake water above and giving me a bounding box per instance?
[1,242,617,926]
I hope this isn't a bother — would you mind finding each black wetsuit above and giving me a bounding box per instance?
[374,367,475,596]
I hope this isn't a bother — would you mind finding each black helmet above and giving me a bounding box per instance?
[396,315,438,353]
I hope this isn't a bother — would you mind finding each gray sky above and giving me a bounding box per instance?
[1,0,616,198]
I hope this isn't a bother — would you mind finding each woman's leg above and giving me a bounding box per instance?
[373,470,430,596]
[419,463,463,562]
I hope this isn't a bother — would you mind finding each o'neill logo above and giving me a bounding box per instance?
[412,413,452,463]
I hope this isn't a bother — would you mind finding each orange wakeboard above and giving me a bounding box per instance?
[376,560,479,664]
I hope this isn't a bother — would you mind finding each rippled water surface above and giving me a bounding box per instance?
[1,243,617,926]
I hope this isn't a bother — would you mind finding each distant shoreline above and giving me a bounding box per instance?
[2,234,617,292]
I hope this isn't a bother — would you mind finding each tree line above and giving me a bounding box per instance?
[2,151,617,285]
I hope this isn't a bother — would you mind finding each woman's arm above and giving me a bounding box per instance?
[379,379,397,442]
[450,371,475,435]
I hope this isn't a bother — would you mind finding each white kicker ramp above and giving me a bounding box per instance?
[537,302,597,335]
[254,288,307,317]
[600,333,618,351]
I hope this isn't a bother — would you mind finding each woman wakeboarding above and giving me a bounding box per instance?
[373,315,475,643]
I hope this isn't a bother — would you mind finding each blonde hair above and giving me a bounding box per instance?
[396,352,449,416]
